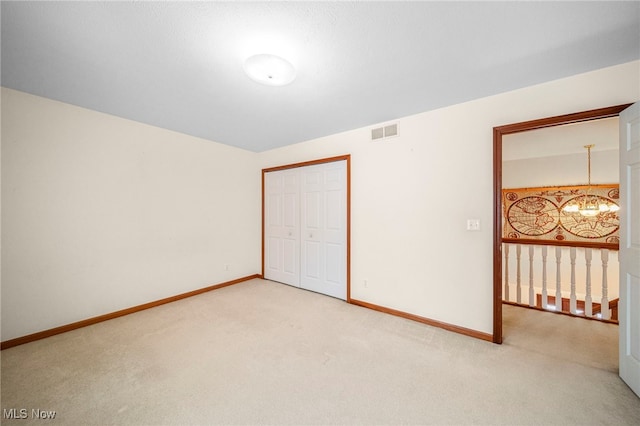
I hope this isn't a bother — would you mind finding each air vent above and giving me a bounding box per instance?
[384,124,398,137]
[371,123,399,141]
[371,127,384,140]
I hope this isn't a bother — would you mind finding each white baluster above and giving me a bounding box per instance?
[585,248,593,317]
[541,246,548,309]
[528,245,535,307]
[555,246,562,312]
[516,244,522,304]
[601,249,610,320]
[570,247,577,315]
[504,244,510,302]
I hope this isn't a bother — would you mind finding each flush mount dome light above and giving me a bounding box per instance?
[243,54,296,86]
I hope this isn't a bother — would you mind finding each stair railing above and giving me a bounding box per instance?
[502,242,619,322]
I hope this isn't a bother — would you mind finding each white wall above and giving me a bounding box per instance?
[503,149,619,189]
[1,88,261,341]
[258,61,640,335]
[2,61,638,342]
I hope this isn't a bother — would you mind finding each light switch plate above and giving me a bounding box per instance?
[467,219,480,231]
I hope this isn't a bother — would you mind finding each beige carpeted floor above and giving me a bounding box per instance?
[1,278,638,425]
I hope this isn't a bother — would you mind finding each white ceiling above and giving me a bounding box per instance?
[2,1,639,152]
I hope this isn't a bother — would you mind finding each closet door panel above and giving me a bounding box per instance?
[301,165,324,291]
[325,242,342,284]
[264,170,299,286]
[265,160,346,299]
[300,161,346,299]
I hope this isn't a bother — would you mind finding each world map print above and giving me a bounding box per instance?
[503,184,619,247]
[507,197,559,236]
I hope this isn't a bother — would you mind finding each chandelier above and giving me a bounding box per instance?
[561,144,619,217]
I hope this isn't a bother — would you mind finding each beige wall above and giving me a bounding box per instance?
[503,149,619,189]
[2,60,638,342]
[1,88,261,340]
[258,61,640,334]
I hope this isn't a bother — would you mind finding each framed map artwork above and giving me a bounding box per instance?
[502,184,619,248]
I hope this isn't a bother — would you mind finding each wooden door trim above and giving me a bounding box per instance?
[492,104,632,344]
[262,155,352,302]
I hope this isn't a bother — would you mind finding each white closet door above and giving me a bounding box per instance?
[264,169,300,287]
[300,161,347,300]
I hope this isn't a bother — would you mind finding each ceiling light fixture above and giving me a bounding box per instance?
[243,54,296,86]
[562,144,619,217]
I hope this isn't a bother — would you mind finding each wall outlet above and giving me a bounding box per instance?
[364,279,368,288]
[224,264,229,271]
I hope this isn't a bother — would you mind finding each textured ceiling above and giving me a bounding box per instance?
[2,1,639,152]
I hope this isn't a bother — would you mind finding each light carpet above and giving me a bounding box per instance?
[1,278,638,425]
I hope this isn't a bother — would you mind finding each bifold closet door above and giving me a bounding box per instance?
[264,169,299,287]
[300,161,347,300]
[264,160,347,300]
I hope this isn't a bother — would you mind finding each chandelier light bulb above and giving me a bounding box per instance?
[579,207,599,217]
[561,144,619,218]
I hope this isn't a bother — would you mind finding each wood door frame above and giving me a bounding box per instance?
[492,104,631,344]
[262,155,351,301]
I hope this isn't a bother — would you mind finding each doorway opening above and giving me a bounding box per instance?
[492,104,631,344]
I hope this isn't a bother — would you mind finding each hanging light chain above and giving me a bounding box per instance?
[585,144,594,188]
